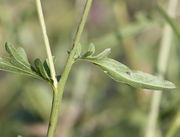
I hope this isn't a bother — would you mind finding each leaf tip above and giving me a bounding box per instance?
[105,48,111,53]
[165,81,176,89]
[5,42,11,52]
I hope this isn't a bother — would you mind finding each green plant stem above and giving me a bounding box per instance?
[165,109,180,137]
[46,87,60,137]
[157,5,180,40]
[145,0,178,137]
[46,0,93,137]
[35,0,57,88]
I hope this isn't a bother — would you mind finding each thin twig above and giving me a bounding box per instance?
[35,0,57,88]
[145,0,178,137]
[165,109,180,137]
[36,0,93,137]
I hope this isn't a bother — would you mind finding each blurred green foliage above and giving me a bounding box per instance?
[0,0,179,137]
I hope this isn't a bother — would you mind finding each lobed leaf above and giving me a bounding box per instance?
[17,47,29,64]
[0,57,41,79]
[79,44,176,90]
[34,59,50,80]
[0,42,55,83]
[5,42,30,67]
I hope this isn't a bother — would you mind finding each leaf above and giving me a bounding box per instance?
[42,58,59,82]
[92,48,111,59]
[34,59,50,80]
[0,57,41,79]
[80,47,176,90]
[82,43,95,57]
[81,43,110,59]
[17,47,29,64]
[5,42,30,68]
[43,59,51,78]
[74,43,82,59]
[88,43,95,55]
[0,42,54,83]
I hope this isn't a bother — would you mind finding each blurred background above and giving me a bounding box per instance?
[0,0,179,137]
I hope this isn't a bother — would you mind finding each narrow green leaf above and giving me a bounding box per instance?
[82,43,96,57]
[83,58,175,90]
[74,43,82,59]
[43,60,51,77]
[17,47,29,64]
[79,45,176,90]
[88,43,95,55]
[0,57,28,74]
[34,59,50,80]
[93,48,111,59]
[5,42,30,68]
[0,42,54,82]
[0,57,42,79]
[82,47,111,60]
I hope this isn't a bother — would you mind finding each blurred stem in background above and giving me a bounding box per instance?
[165,109,180,137]
[113,0,138,69]
[57,66,91,137]
[113,0,144,105]
[145,0,178,137]
[157,5,180,40]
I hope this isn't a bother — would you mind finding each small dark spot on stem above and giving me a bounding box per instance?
[126,71,131,76]
[56,75,61,81]
[67,51,70,54]
[49,122,51,127]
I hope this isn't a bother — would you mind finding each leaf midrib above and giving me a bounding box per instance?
[83,58,175,89]
[0,60,41,78]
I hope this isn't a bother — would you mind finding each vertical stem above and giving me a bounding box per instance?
[145,90,162,137]
[35,0,57,88]
[113,0,143,105]
[43,0,93,137]
[165,109,180,137]
[46,87,61,137]
[145,0,178,137]
[57,0,92,107]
